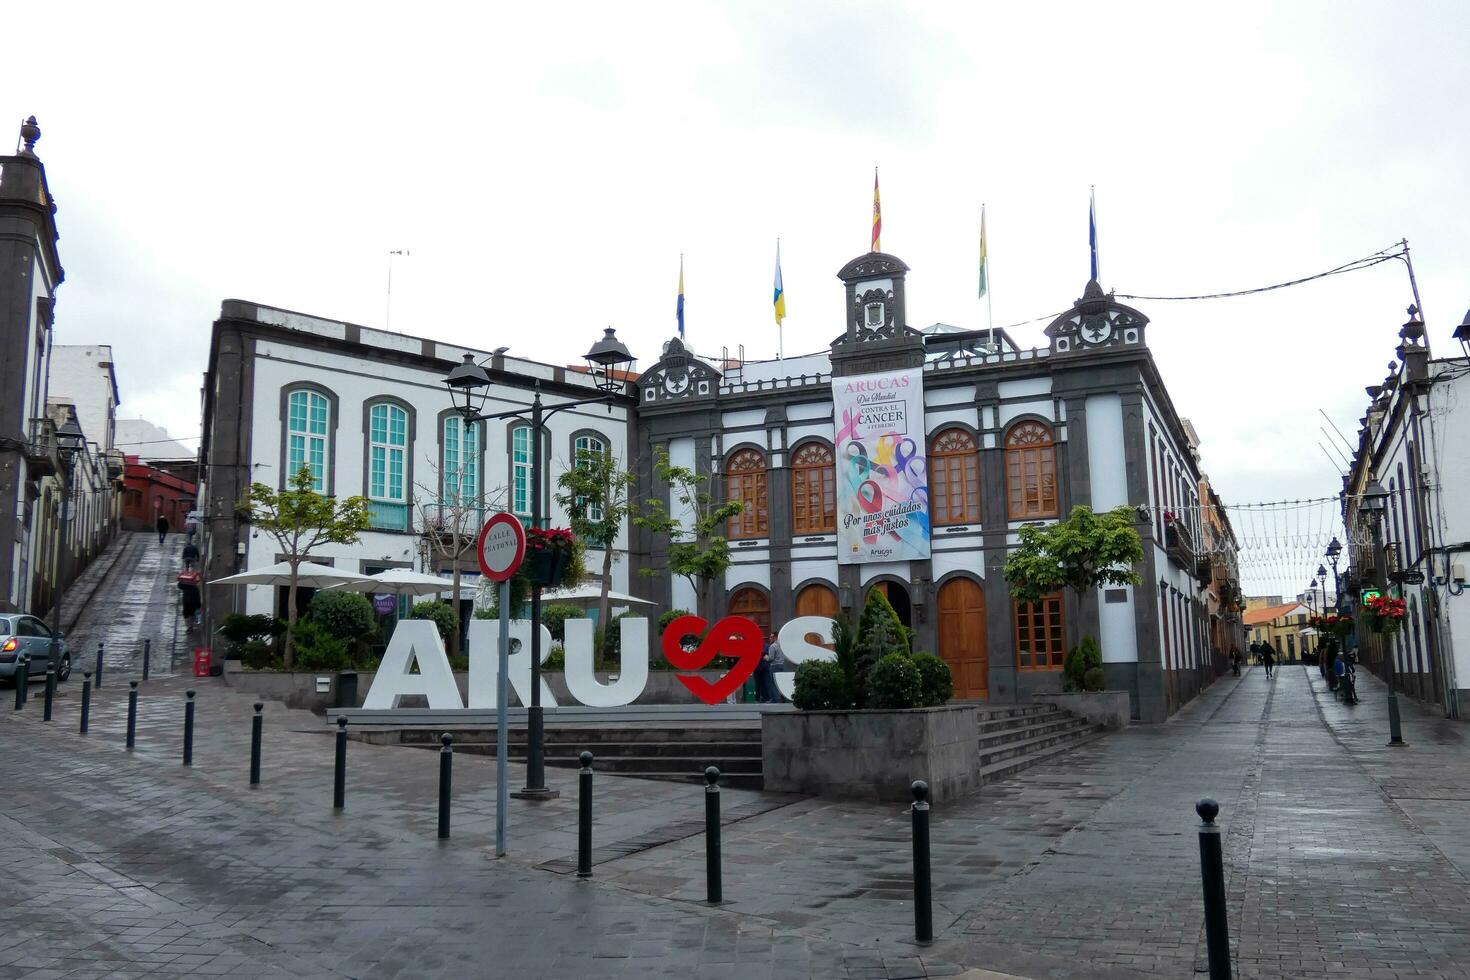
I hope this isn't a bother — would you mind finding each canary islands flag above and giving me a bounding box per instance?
[773,241,786,326]
[677,256,685,338]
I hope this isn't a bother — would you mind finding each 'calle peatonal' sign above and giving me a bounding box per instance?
[362,614,839,710]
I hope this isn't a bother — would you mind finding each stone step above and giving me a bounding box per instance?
[978,725,1100,769]
[977,728,1106,784]
[971,703,1059,721]
[976,716,1092,749]
[446,739,762,758]
[526,753,764,776]
[396,726,759,746]
[976,708,1068,735]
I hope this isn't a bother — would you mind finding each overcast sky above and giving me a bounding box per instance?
[7,1,1468,595]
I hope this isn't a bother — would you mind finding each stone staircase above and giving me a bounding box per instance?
[398,725,766,790]
[975,702,1105,784]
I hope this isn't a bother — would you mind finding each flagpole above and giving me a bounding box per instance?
[983,205,994,353]
[777,238,783,360]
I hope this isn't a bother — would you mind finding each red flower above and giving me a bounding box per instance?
[526,526,576,553]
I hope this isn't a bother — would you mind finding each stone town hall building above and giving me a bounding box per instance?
[201,249,1232,722]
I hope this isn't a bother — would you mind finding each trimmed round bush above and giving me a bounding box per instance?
[911,653,953,706]
[658,608,693,633]
[1082,666,1106,692]
[309,591,377,640]
[866,653,923,709]
[291,620,351,671]
[408,600,457,642]
[791,660,854,711]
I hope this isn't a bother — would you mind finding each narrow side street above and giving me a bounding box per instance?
[62,531,193,679]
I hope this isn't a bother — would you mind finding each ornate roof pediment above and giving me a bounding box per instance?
[637,336,721,403]
[1044,280,1150,355]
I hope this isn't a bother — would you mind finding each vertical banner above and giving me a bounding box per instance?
[832,368,931,563]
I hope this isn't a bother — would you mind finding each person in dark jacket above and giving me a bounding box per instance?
[155,513,170,544]
[181,541,200,570]
[1260,642,1275,679]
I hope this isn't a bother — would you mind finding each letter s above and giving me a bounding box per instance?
[774,616,837,699]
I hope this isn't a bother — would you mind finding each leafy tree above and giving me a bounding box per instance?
[1003,504,1143,662]
[555,446,636,643]
[632,448,742,619]
[237,466,370,668]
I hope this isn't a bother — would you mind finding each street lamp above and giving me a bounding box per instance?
[442,330,636,799]
[51,410,86,664]
[1358,479,1404,745]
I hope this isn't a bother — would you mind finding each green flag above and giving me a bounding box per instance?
[978,207,989,299]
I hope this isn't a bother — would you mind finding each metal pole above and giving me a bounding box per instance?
[705,766,722,904]
[95,641,103,689]
[333,716,348,809]
[126,681,138,749]
[43,665,54,721]
[578,751,594,877]
[438,733,453,839]
[13,655,28,709]
[1374,515,1407,746]
[183,690,195,766]
[496,579,510,855]
[1196,799,1232,980]
[142,638,151,681]
[250,702,263,785]
[521,384,552,799]
[912,780,933,943]
[79,671,91,734]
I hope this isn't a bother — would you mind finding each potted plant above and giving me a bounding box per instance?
[1364,594,1407,635]
[524,526,576,587]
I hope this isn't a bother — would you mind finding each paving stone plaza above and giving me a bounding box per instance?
[2,536,1469,979]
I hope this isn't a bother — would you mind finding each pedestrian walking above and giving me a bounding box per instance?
[178,569,202,629]
[1261,642,1275,679]
[1249,640,1261,664]
[181,540,200,571]
[155,512,170,544]
[768,633,787,702]
[755,632,776,703]
[1229,647,1242,677]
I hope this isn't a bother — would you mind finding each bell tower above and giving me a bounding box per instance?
[829,251,924,378]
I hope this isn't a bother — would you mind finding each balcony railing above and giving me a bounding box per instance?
[24,417,61,478]
[367,500,410,531]
[1164,521,1195,572]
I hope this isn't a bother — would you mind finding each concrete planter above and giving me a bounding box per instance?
[1033,690,1130,730]
[223,662,730,714]
[761,704,981,803]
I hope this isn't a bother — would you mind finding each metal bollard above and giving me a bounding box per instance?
[79,672,92,734]
[183,690,196,766]
[14,655,29,709]
[43,666,55,722]
[438,733,454,840]
[126,681,138,749]
[142,638,151,681]
[705,765,722,904]
[249,703,263,785]
[333,716,348,810]
[1196,798,1232,980]
[911,780,933,943]
[95,641,104,689]
[577,751,594,877]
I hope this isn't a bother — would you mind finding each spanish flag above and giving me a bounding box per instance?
[677,255,685,338]
[871,168,882,252]
[773,240,786,327]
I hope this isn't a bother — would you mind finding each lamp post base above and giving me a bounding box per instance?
[1387,692,1408,747]
[511,787,561,801]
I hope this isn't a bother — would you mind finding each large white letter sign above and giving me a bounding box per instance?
[362,620,463,709]
[564,618,649,707]
[775,616,838,699]
[464,618,556,709]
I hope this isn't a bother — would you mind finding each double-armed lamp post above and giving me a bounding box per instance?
[441,328,635,799]
[1356,479,1404,745]
[49,411,88,661]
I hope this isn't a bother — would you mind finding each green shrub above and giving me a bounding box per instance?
[1063,636,1102,692]
[866,653,923,709]
[1082,666,1106,692]
[291,620,351,671]
[658,608,693,632]
[540,604,585,642]
[543,644,566,671]
[791,660,854,710]
[858,589,911,657]
[408,600,457,642]
[309,591,377,641]
[599,611,637,661]
[912,653,953,706]
[219,613,285,644]
[238,638,279,670]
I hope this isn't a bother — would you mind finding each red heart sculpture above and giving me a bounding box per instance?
[660,615,763,705]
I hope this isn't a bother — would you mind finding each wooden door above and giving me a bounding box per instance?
[938,578,988,699]
[795,584,838,620]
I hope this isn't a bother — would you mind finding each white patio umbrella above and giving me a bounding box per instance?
[331,568,456,597]
[539,585,656,607]
[209,561,377,589]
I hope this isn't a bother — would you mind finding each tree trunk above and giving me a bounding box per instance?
[596,540,614,648]
[284,562,300,670]
[451,558,462,658]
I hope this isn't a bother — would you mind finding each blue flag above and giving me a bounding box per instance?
[677,256,685,338]
[1089,189,1099,283]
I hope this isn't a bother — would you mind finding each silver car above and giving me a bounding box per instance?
[0,614,71,684]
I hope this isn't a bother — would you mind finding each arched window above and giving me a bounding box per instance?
[725,448,769,539]
[368,402,409,530]
[1013,592,1065,670]
[928,428,980,525]
[729,586,771,636]
[1005,421,1058,519]
[574,434,607,522]
[443,416,480,505]
[511,425,533,518]
[791,442,836,534]
[286,388,330,491]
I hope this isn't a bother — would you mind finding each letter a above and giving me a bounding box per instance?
[362,620,464,709]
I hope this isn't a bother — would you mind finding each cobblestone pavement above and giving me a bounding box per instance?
[5,562,1470,979]
[61,531,195,679]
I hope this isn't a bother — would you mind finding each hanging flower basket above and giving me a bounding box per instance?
[524,527,576,587]
[1364,594,1406,635]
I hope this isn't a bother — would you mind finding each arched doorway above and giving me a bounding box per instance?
[795,583,838,620]
[938,577,988,699]
[728,586,771,636]
[868,581,912,630]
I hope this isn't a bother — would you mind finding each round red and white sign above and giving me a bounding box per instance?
[477,512,527,582]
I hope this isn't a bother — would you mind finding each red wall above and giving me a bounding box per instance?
[122,457,196,532]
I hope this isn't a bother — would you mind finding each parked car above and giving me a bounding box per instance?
[0,614,71,684]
